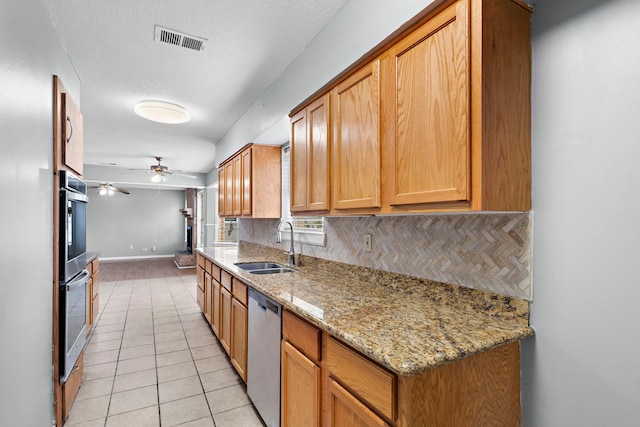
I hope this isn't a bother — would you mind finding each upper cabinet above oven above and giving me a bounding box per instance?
[54,76,84,177]
[62,92,83,176]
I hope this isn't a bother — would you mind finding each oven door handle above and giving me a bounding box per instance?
[65,269,90,290]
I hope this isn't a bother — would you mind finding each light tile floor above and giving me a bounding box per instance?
[64,271,264,427]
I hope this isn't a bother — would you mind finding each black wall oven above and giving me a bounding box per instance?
[59,170,88,282]
[58,170,89,383]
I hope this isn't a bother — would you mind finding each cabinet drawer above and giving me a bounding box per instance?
[91,258,99,275]
[232,279,248,306]
[283,310,321,364]
[63,352,83,420]
[327,337,396,421]
[197,253,205,268]
[221,270,232,291]
[204,259,212,274]
[211,263,221,282]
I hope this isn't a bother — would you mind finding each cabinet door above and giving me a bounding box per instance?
[384,0,469,205]
[282,340,320,427]
[241,148,252,216]
[233,156,242,216]
[327,379,389,427]
[204,273,212,324]
[290,109,308,212]
[224,162,233,217]
[332,61,381,210]
[211,279,221,337]
[230,298,248,382]
[62,92,83,176]
[220,287,232,354]
[307,95,330,211]
[218,167,225,216]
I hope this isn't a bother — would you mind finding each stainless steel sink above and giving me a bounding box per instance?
[250,268,295,275]
[236,262,287,271]
[235,262,295,274]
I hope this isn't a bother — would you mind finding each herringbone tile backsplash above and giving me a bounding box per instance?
[239,213,532,300]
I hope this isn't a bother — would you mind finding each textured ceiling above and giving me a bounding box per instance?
[43,0,350,174]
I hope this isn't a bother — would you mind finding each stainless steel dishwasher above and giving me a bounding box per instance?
[247,288,282,427]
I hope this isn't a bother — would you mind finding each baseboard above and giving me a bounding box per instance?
[100,254,175,261]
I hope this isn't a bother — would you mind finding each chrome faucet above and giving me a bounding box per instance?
[276,220,295,266]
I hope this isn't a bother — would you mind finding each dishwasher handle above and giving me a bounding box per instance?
[250,288,281,315]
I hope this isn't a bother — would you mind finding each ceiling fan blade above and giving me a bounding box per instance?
[113,187,130,195]
[173,172,198,179]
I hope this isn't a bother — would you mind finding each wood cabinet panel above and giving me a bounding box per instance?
[331,61,381,210]
[327,337,396,421]
[282,340,321,427]
[211,279,221,337]
[220,270,232,291]
[384,0,469,206]
[224,162,233,216]
[204,273,212,324]
[232,156,242,216]
[290,110,308,212]
[230,298,248,382]
[283,310,321,364]
[232,278,248,306]
[218,168,225,216]
[241,147,252,216]
[220,287,232,354]
[327,378,389,427]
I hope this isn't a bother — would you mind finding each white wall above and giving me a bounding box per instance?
[0,1,79,425]
[87,188,186,258]
[214,0,432,162]
[522,0,640,425]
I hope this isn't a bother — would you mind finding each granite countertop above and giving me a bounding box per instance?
[86,251,100,264]
[198,244,534,376]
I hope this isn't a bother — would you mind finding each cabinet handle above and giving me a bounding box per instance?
[72,364,80,374]
[66,117,73,143]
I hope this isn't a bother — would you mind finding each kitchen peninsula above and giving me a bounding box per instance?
[197,243,534,426]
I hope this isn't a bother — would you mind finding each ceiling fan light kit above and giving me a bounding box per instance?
[134,100,190,124]
[93,183,130,196]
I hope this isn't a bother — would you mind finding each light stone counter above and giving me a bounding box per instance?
[198,243,534,376]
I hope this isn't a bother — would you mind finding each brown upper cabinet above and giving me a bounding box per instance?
[218,143,282,218]
[290,94,331,213]
[62,92,84,176]
[331,60,381,212]
[290,0,531,214]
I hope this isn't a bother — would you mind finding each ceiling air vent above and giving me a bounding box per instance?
[154,25,207,51]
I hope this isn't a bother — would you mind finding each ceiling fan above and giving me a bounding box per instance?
[90,183,130,195]
[149,156,197,182]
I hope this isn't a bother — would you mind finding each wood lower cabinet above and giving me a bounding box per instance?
[220,286,232,354]
[282,309,522,427]
[62,352,83,421]
[282,340,321,427]
[328,378,389,427]
[230,298,248,381]
[331,60,381,211]
[86,258,100,335]
[196,253,249,383]
[204,272,212,324]
[211,278,221,337]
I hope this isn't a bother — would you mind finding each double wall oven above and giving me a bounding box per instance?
[58,170,89,383]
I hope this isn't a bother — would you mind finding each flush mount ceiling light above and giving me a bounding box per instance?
[134,100,190,124]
